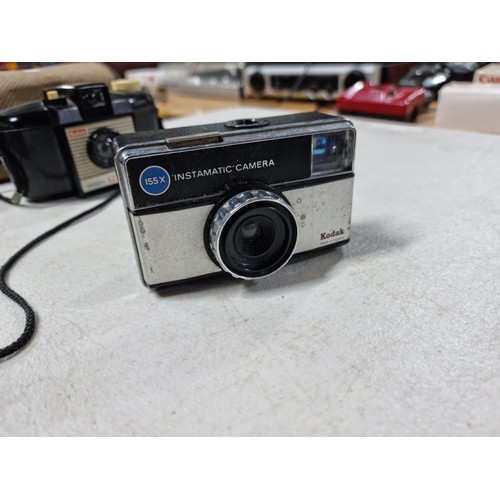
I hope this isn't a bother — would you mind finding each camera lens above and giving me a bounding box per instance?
[87,128,119,168]
[233,215,277,257]
[208,190,298,279]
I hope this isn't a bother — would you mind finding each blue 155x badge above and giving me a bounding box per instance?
[139,166,171,196]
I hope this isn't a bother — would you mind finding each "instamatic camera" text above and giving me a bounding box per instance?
[171,159,276,182]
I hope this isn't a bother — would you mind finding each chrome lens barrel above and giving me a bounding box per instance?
[208,189,298,280]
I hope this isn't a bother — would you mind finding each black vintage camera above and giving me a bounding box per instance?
[113,112,355,288]
[0,80,161,201]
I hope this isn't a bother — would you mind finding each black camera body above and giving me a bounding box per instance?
[0,81,160,201]
[113,112,355,288]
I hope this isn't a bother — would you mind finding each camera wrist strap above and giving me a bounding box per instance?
[0,192,21,205]
[0,189,120,360]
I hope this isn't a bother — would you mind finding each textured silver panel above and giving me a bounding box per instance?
[129,204,221,286]
[285,178,353,254]
[130,178,353,286]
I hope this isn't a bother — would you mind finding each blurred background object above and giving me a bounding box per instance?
[398,63,452,100]
[104,62,159,78]
[435,82,500,134]
[0,62,59,71]
[128,62,243,100]
[241,62,383,101]
[336,81,427,122]
[398,62,491,100]
[0,62,116,110]
[446,62,488,81]
[473,63,500,84]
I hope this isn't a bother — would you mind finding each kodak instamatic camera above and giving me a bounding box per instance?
[113,112,355,288]
[0,80,160,201]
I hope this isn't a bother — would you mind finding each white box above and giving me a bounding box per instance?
[473,63,500,84]
[435,82,500,134]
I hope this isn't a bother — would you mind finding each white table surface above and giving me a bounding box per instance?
[1,108,499,436]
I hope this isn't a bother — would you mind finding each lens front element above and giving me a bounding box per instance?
[209,190,298,279]
[237,217,275,256]
[87,127,119,168]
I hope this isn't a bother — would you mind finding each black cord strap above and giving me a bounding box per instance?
[0,190,120,360]
[0,192,16,205]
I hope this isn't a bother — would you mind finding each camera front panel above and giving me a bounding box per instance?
[65,116,135,194]
[128,177,353,287]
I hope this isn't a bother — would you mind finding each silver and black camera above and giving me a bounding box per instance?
[113,112,355,288]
